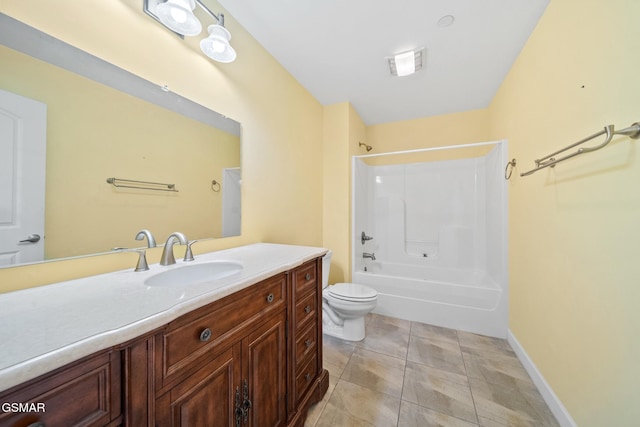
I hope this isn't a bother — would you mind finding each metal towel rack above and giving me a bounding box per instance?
[520,121,640,177]
[106,177,178,192]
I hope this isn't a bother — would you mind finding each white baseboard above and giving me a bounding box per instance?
[507,330,577,427]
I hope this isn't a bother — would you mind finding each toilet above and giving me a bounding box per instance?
[321,250,378,341]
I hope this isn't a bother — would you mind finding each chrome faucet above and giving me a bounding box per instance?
[135,229,156,248]
[363,252,376,261]
[160,232,188,266]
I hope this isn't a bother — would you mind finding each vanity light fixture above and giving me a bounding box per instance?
[144,0,237,63]
[387,48,424,77]
[156,0,202,36]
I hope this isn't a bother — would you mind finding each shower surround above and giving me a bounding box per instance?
[352,141,508,337]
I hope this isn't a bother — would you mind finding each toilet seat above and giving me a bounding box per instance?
[326,283,377,302]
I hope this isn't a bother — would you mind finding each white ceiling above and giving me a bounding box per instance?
[216,0,549,125]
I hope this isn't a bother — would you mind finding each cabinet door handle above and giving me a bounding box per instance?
[27,423,45,427]
[304,305,311,314]
[304,372,312,382]
[266,293,274,303]
[199,328,212,342]
[305,339,312,348]
[305,273,311,281]
[242,379,251,423]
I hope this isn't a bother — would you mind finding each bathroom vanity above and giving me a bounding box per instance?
[0,244,329,427]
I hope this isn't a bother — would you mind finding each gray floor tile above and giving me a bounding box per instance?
[342,347,406,398]
[313,315,559,427]
[398,401,480,427]
[356,321,410,359]
[315,379,401,427]
[469,376,560,427]
[408,334,466,375]
[402,361,478,424]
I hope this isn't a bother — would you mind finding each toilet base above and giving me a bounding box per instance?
[322,316,366,341]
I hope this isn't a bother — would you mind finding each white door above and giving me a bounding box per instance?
[221,167,241,237]
[0,89,47,266]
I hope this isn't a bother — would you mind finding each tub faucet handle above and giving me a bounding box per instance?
[361,231,374,245]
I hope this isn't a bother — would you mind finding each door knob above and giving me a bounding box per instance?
[19,234,41,243]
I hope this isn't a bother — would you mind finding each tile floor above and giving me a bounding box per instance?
[305,314,560,427]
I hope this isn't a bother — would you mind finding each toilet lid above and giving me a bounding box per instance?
[327,283,377,301]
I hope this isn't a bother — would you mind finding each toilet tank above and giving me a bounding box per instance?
[321,250,332,289]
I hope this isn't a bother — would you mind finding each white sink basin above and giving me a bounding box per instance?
[144,261,243,287]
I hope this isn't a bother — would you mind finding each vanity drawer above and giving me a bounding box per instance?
[295,322,317,368]
[294,262,317,296]
[160,274,286,386]
[295,290,317,330]
[295,355,318,404]
[0,350,121,427]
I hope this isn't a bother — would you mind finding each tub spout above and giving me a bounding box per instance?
[363,252,376,261]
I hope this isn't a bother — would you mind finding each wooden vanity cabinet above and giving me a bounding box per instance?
[150,259,328,427]
[1,256,328,427]
[0,350,122,427]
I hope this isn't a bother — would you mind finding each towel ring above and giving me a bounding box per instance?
[505,159,516,180]
[211,179,221,192]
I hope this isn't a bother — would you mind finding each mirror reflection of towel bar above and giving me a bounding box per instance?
[106,177,178,192]
[520,121,640,177]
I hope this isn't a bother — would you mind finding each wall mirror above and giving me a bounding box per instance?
[0,14,241,268]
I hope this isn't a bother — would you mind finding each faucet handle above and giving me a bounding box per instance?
[133,249,149,272]
[184,240,198,262]
[113,248,149,272]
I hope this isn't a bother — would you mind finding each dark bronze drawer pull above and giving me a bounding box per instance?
[304,372,312,382]
[266,293,274,303]
[28,422,45,427]
[304,305,311,314]
[305,273,311,281]
[199,328,212,342]
[305,339,312,348]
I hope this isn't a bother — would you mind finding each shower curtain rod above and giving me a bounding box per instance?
[353,140,503,159]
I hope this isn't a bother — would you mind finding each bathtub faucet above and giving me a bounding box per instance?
[362,252,376,261]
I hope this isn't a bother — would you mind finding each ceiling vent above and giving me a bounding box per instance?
[387,48,425,77]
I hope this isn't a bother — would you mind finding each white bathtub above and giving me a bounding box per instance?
[354,262,508,338]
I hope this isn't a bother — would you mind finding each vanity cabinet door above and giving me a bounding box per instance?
[155,312,286,427]
[0,350,121,427]
[244,311,287,427]
[155,344,242,427]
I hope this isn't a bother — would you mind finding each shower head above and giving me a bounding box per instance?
[359,142,373,152]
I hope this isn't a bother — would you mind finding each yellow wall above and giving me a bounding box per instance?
[489,0,640,425]
[364,109,491,165]
[0,0,324,292]
[322,102,366,284]
[367,108,491,152]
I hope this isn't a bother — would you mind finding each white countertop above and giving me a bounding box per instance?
[0,243,327,393]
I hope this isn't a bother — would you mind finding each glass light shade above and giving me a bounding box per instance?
[395,51,416,76]
[200,24,237,63]
[156,0,202,36]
